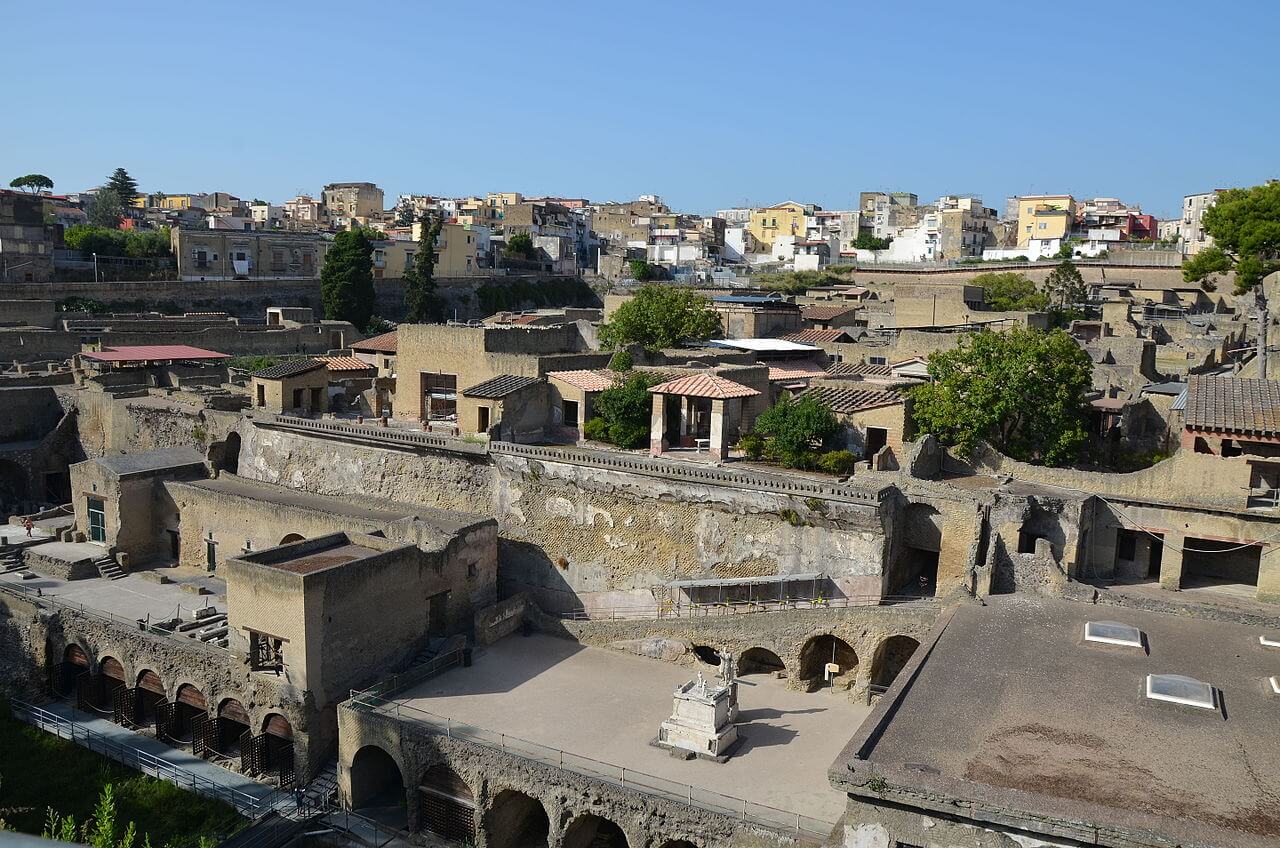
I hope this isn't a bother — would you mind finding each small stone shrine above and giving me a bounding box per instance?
[655,651,739,761]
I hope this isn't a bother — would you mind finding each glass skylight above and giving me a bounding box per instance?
[1084,620,1144,648]
[1146,674,1216,710]
[1261,634,1280,648]
[1270,676,1280,695]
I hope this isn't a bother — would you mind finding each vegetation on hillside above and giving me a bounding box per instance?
[64,226,172,259]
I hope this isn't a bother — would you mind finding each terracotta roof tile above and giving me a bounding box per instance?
[767,361,829,381]
[315,356,375,373]
[548,369,619,392]
[647,373,760,399]
[825,362,892,379]
[801,305,856,321]
[1184,376,1280,435]
[351,330,397,354]
[795,384,904,415]
[781,328,856,344]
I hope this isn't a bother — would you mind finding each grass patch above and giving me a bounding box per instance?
[0,700,244,847]
[226,355,279,373]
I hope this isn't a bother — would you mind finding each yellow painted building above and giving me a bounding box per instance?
[410,221,480,276]
[1015,194,1075,246]
[748,201,814,250]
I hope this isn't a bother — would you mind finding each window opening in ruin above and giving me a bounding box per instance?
[865,426,888,457]
[1017,531,1043,555]
[563,399,579,428]
[477,406,491,433]
[249,630,286,673]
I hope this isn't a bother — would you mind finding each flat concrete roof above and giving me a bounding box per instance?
[833,597,1280,847]
[388,634,866,825]
[0,563,225,623]
[259,541,382,575]
[91,446,206,477]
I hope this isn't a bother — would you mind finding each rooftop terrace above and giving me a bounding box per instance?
[834,596,1280,848]
[381,633,867,826]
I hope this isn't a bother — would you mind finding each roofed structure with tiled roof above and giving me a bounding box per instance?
[351,330,397,353]
[766,361,829,382]
[252,358,326,379]
[801,304,858,322]
[462,374,541,399]
[795,384,904,415]
[825,362,892,379]
[780,328,858,345]
[648,373,760,400]
[1184,376,1280,436]
[315,356,376,373]
[547,369,620,392]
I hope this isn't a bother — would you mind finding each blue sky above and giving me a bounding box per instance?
[3,1,1276,218]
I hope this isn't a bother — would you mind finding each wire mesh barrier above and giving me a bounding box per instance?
[10,699,273,817]
[343,695,835,839]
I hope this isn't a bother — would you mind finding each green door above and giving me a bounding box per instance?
[87,497,106,543]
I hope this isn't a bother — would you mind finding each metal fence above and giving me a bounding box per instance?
[344,694,834,840]
[553,594,938,621]
[10,699,275,817]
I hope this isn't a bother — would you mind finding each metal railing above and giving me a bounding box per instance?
[553,594,939,621]
[259,414,487,455]
[355,646,465,701]
[343,696,834,840]
[10,699,274,817]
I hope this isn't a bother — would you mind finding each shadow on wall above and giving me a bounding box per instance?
[497,539,586,613]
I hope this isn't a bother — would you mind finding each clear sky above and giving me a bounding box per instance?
[4,0,1276,218]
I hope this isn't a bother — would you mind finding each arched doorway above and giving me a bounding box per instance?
[56,644,89,698]
[562,814,628,848]
[261,713,294,778]
[209,432,242,475]
[691,645,720,666]
[170,684,208,744]
[349,745,407,828]
[870,636,920,691]
[738,647,785,676]
[485,789,549,848]
[895,503,942,595]
[97,656,127,714]
[215,698,250,758]
[135,669,166,727]
[419,764,474,842]
[798,635,858,691]
[279,533,305,545]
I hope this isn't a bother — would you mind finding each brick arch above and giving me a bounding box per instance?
[482,786,552,848]
[349,743,408,825]
[562,811,630,848]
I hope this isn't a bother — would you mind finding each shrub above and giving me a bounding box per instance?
[591,373,655,448]
[818,450,858,475]
[607,350,632,372]
[738,432,765,459]
[753,395,840,467]
[583,417,609,442]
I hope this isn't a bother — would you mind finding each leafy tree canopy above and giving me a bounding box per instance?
[320,229,376,331]
[909,326,1092,467]
[64,224,170,257]
[751,394,840,467]
[87,189,125,229]
[1183,182,1280,294]
[504,232,538,260]
[628,259,662,281]
[854,232,892,251]
[598,284,721,352]
[105,168,139,205]
[584,373,654,448]
[404,213,444,323]
[9,174,53,193]
[1042,259,1087,325]
[972,272,1047,312]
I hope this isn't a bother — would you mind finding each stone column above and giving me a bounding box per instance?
[1158,532,1185,591]
[650,393,667,457]
[709,399,728,461]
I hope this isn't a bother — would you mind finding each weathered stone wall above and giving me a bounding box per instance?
[73,391,241,459]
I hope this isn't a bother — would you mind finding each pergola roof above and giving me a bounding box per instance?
[648,373,760,400]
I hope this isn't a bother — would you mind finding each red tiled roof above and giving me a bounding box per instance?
[315,356,376,373]
[796,384,904,415]
[801,305,856,321]
[548,369,618,392]
[826,362,893,379]
[767,361,829,382]
[81,345,230,363]
[781,328,855,344]
[1184,376,1280,435]
[648,373,760,400]
[351,330,397,353]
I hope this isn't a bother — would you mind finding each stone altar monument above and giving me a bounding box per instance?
[655,652,740,761]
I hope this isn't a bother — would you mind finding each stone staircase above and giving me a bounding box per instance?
[1,547,24,574]
[94,554,125,581]
[298,758,339,813]
[405,636,447,670]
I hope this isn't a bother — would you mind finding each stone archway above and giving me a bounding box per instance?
[280,533,305,545]
[562,813,628,848]
[870,635,920,690]
[798,635,858,691]
[484,788,549,848]
[738,647,785,676]
[418,764,475,843]
[55,643,89,698]
[349,745,407,828]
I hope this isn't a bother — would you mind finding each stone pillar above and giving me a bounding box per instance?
[709,399,728,461]
[650,393,667,457]
[1158,532,1184,591]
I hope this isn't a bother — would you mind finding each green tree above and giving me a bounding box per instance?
[854,232,892,251]
[321,229,376,330]
[404,213,444,323]
[628,259,659,281]
[584,373,653,448]
[598,284,721,352]
[394,204,416,227]
[751,394,840,467]
[9,174,53,194]
[1183,182,1280,377]
[88,189,125,229]
[504,232,538,260]
[909,327,1092,466]
[105,168,139,206]
[972,272,1048,312]
[1042,259,1087,325]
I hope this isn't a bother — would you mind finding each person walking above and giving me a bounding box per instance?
[22,517,34,538]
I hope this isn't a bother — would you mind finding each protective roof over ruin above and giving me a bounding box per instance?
[351,330,398,353]
[252,358,326,379]
[833,597,1280,848]
[780,328,858,344]
[647,373,760,399]
[795,384,903,414]
[81,344,230,363]
[314,356,376,373]
[1184,376,1280,436]
[800,304,858,321]
[547,369,619,392]
[90,446,206,478]
[462,374,541,399]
